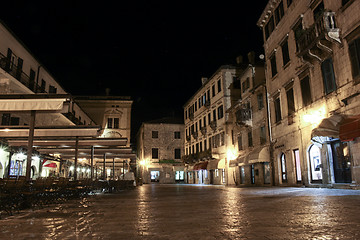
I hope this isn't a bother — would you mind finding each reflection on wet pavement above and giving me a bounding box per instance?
[1,185,360,239]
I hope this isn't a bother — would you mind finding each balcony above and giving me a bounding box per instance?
[296,11,340,62]
[235,108,252,126]
[210,121,217,131]
[189,112,194,121]
[203,100,210,109]
[191,131,198,139]
[200,126,207,135]
[62,112,83,125]
[0,52,42,93]
[186,135,191,142]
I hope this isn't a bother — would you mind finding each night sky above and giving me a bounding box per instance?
[1,1,269,142]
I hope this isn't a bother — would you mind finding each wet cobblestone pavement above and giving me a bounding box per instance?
[1,184,360,239]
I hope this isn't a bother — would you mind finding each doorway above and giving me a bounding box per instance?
[331,141,352,183]
[309,144,322,183]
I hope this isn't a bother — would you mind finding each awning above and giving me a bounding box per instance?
[173,166,185,171]
[0,95,69,111]
[218,159,226,169]
[311,114,345,139]
[340,115,360,141]
[236,146,270,165]
[229,160,238,167]
[207,159,219,170]
[0,126,101,137]
[43,162,57,168]
[193,161,208,170]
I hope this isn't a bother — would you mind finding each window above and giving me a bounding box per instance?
[281,153,287,182]
[257,93,264,110]
[321,58,337,94]
[217,79,222,92]
[204,139,207,150]
[175,149,181,159]
[281,38,290,66]
[213,109,216,122]
[40,79,46,93]
[1,113,10,125]
[348,37,360,81]
[107,118,113,128]
[203,116,206,126]
[237,135,243,151]
[212,85,216,97]
[152,148,159,159]
[29,69,36,91]
[287,0,293,7]
[107,118,119,129]
[174,131,181,139]
[300,76,312,107]
[274,96,282,123]
[293,19,303,52]
[152,131,158,138]
[217,105,224,119]
[113,118,119,129]
[265,16,275,40]
[313,1,324,21]
[208,113,211,124]
[49,85,57,93]
[10,117,20,125]
[274,1,284,25]
[286,88,295,115]
[248,131,253,147]
[260,126,266,144]
[270,53,277,77]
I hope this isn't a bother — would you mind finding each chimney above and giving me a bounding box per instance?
[105,88,111,96]
[247,51,255,65]
[201,77,208,85]
[236,55,243,65]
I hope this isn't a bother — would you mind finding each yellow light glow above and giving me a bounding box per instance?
[226,148,237,161]
[302,105,327,126]
[140,160,146,166]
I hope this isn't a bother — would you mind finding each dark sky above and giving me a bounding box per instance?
[1,1,269,142]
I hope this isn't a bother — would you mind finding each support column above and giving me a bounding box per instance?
[91,146,94,180]
[103,153,106,180]
[74,136,79,180]
[25,110,36,181]
[113,158,115,180]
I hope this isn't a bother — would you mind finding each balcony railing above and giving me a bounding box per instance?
[200,126,207,135]
[189,112,194,121]
[296,11,340,60]
[236,108,252,124]
[186,135,191,142]
[0,52,42,93]
[192,131,198,139]
[210,121,217,131]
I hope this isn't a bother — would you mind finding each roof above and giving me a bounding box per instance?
[144,117,184,125]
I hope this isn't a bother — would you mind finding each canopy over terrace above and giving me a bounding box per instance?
[0,94,72,180]
[5,135,136,179]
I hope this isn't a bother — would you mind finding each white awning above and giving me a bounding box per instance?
[0,126,100,137]
[0,98,67,111]
[236,146,270,165]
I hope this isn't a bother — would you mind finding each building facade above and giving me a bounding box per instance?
[183,65,241,185]
[258,0,360,188]
[227,63,272,186]
[0,20,136,181]
[136,118,184,184]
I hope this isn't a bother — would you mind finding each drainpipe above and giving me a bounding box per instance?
[265,85,275,186]
[35,65,41,93]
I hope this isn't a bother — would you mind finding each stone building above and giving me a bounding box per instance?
[258,0,360,188]
[227,61,272,186]
[136,118,184,184]
[183,65,242,185]
[74,96,134,179]
[0,20,135,181]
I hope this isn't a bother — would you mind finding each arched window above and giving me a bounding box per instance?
[309,144,322,182]
[280,153,287,182]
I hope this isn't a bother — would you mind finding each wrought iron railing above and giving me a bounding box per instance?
[0,52,42,93]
